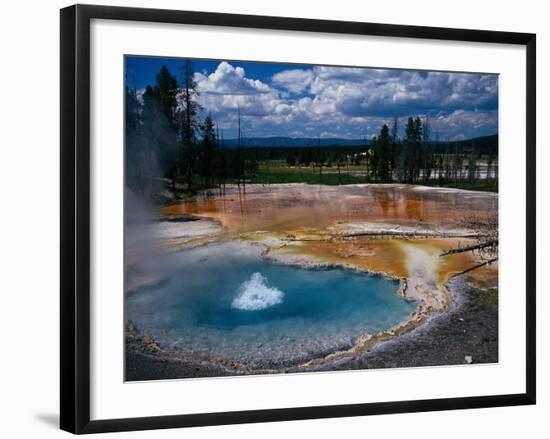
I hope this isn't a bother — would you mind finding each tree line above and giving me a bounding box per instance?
[282,118,497,188]
[126,62,251,201]
[367,117,497,187]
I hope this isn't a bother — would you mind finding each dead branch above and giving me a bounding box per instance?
[440,239,498,257]
[338,231,490,239]
[449,257,498,278]
[283,231,491,243]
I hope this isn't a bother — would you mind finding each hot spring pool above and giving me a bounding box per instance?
[126,241,416,368]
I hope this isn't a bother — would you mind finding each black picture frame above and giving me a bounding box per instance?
[60,4,536,434]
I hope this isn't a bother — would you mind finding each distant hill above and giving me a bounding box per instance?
[222,134,498,153]
[222,137,370,148]
[432,134,498,155]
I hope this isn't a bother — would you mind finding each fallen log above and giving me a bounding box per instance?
[339,231,490,239]
[283,231,489,243]
[449,257,498,278]
[440,239,498,256]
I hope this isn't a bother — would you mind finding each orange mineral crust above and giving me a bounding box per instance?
[162,184,498,288]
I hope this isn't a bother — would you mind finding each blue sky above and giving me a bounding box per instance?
[126,55,498,141]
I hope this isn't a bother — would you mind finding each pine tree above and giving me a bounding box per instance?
[390,117,399,181]
[177,61,203,191]
[154,66,178,122]
[374,124,391,182]
[198,113,217,185]
[403,117,418,183]
[422,116,432,183]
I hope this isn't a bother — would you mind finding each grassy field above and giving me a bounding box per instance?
[246,161,368,185]
[238,161,498,192]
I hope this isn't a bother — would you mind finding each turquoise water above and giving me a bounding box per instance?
[126,242,416,368]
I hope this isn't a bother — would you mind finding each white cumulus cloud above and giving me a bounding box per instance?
[187,61,498,140]
[195,61,271,95]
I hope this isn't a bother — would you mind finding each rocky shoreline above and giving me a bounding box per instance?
[125,276,498,381]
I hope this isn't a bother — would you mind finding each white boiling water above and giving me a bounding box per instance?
[231,272,284,311]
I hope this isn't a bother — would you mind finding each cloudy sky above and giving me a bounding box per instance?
[126,56,498,141]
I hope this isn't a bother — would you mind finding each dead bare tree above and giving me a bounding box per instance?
[440,211,498,276]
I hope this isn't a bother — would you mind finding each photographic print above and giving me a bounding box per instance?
[124,56,499,381]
